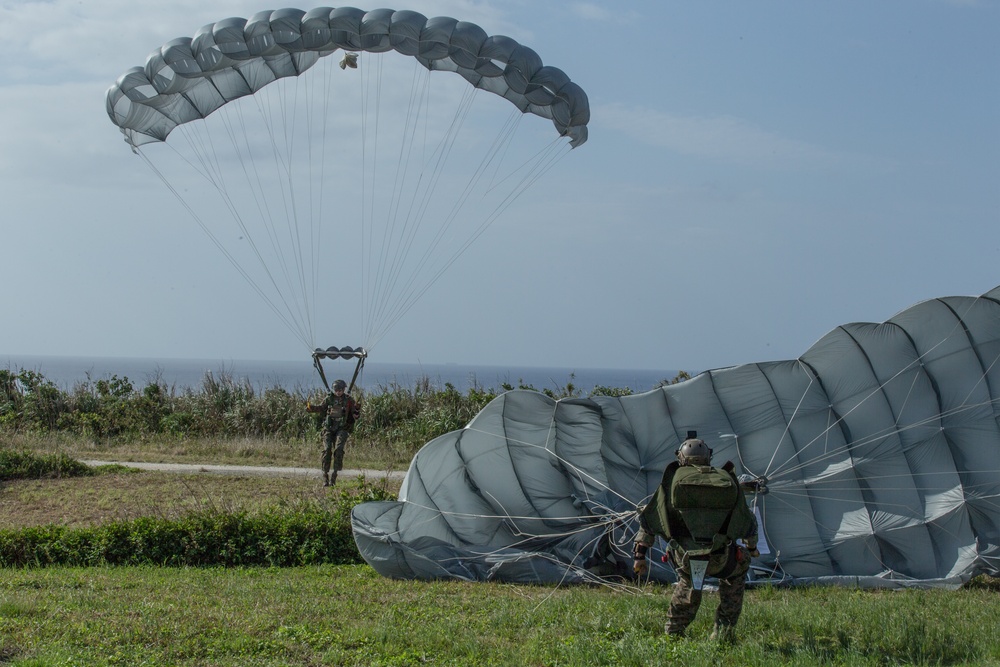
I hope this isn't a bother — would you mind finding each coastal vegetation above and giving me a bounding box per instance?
[0,366,685,470]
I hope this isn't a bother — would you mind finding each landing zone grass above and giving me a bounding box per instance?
[2,565,998,666]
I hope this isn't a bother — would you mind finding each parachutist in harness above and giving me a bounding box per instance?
[632,432,759,641]
[307,347,365,486]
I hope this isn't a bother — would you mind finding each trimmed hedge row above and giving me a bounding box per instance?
[0,505,361,568]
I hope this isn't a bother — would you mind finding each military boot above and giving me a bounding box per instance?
[709,624,736,644]
[329,471,337,486]
[323,473,331,487]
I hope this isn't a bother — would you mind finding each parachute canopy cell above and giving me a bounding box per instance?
[105,7,589,148]
[351,286,1000,588]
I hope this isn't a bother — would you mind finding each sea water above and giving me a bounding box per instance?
[1,354,684,395]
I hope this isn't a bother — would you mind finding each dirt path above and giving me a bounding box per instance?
[82,460,406,481]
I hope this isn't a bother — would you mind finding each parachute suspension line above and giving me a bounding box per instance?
[763,323,979,484]
[272,74,318,349]
[766,296,999,485]
[363,60,437,347]
[221,102,311,342]
[175,84,311,348]
[358,52,387,351]
[372,65,478,346]
[745,362,817,481]
[363,138,568,352]
[764,395,1000,487]
[220,93,312,348]
[134,149,310,350]
[309,58,338,350]
[364,79,480,347]
[170,116,312,346]
[366,135,571,348]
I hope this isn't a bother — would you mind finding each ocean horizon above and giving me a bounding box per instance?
[2,354,685,395]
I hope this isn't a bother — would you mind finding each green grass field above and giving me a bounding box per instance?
[2,557,998,666]
[2,432,1000,665]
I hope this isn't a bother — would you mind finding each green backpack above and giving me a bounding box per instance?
[670,465,740,544]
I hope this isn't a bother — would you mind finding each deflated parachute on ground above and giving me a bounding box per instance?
[352,286,1000,588]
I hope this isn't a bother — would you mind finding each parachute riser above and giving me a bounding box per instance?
[312,345,368,394]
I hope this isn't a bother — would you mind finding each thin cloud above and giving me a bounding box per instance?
[570,2,641,23]
[599,102,851,169]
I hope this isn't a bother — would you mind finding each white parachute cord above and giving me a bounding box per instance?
[350,52,576,350]
[224,98,313,344]
[364,136,572,350]
[765,395,1000,484]
[735,363,816,480]
[134,149,311,351]
[364,63,452,342]
[261,75,317,347]
[372,83,479,325]
[170,86,313,347]
[138,120,313,348]
[762,313,991,483]
[770,294,999,485]
[376,107,523,321]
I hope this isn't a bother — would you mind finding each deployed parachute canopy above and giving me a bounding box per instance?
[107,8,589,149]
[352,286,1000,589]
[106,8,589,366]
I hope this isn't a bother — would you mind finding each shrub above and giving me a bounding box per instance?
[0,477,395,568]
[0,450,94,481]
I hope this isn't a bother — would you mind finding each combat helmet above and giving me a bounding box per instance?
[332,379,347,391]
[676,430,712,466]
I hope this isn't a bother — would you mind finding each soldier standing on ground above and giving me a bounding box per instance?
[632,432,759,642]
[306,379,360,486]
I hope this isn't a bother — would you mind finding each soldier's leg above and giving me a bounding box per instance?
[321,430,334,485]
[326,430,349,485]
[332,430,349,473]
[712,553,750,640]
[665,569,702,637]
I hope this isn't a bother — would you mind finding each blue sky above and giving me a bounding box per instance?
[1,0,997,373]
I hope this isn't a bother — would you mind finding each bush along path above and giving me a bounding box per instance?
[0,451,396,568]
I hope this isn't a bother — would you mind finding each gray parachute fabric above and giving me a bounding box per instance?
[105,7,589,149]
[352,286,1000,588]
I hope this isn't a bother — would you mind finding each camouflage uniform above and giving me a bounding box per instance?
[314,389,359,485]
[634,459,758,638]
[664,541,751,636]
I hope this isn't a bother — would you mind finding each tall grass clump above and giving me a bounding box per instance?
[0,449,94,480]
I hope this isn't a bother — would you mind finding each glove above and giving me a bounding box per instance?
[633,543,649,577]
[744,540,760,558]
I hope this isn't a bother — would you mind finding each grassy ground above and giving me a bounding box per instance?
[0,469,379,530]
[3,442,1000,665]
[2,563,999,666]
